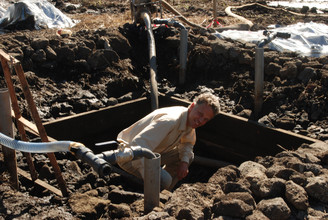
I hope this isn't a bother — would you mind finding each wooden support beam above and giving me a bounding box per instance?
[17,168,62,197]
[0,88,18,189]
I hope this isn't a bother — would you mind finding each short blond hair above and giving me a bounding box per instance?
[194,93,220,115]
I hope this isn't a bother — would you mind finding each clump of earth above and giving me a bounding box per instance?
[0,0,328,219]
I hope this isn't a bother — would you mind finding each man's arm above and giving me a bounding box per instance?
[177,161,189,180]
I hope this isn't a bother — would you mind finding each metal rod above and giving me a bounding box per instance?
[213,0,217,27]
[254,47,264,119]
[179,28,188,85]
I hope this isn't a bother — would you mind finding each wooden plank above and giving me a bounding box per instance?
[12,110,57,142]
[0,88,18,189]
[17,167,62,197]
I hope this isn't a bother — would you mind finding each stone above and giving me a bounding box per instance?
[305,176,328,203]
[251,178,286,199]
[108,203,132,218]
[279,61,298,79]
[285,180,309,210]
[245,210,270,220]
[256,197,291,220]
[212,192,255,218]
[68,192,110,216]
[164,182,217,219]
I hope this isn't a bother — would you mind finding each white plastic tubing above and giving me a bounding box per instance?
[0,132,74,153]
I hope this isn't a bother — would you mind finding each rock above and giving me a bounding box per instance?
[208,165,240,187]
[222,181,252,194]
[256,197,291,220]
[298,67,317,84]
[245,210,270,220]
[211,38,234,58]
[305,176,328,203]
[68,192,110,216]
[165,183,217,219]
[212,192,255,218]
[275,115,295,130]
[279,61,298,79]
[87,49,119,70]
[31,38,49,50]
[252,177,286,199]
[76,45,92,60]
[32,49,47,62]
[136,211,173,220]
[238,161,267,177]
[108,187,143,204]
[285,180,309,210]
[236,109,252,119]
[265,62,282,76]
[108,203,132,218]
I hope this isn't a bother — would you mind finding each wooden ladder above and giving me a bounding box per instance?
[0,49,68,197]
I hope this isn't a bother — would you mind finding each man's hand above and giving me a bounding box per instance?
[177,161,189,180]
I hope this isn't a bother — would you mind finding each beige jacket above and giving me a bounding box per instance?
[117,106,196,176]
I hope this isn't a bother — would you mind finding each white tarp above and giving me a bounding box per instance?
[0,0,76,30]
[214,22,328,57]
[267,0,328,13]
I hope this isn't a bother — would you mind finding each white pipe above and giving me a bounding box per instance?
[254,47,264,119]
[144,152,161,213]
[141,11,159,110]
[0,132,74,153]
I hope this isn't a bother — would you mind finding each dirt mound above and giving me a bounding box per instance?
[0,0,328,219]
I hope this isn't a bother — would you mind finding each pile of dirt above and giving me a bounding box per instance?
[0,0,328,219]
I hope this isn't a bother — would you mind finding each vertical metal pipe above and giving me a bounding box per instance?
[141,11,159,110]
[254,47,264,119]
[144,153,160,213]
[0,88,18,189]
[213,0,217,26]
[179,28,188,85]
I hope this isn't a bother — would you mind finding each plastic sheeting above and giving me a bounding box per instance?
[214,22,328,57]
[0,0,76,30]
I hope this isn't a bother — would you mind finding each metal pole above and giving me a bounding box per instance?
[179,28,188,85]
[213,0,217,27]
[254,47,264,119]
[0,88,18,189]
[144,153,160,213]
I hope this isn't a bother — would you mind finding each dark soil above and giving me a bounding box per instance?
[0,0,328,219]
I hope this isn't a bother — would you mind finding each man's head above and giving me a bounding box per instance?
[187,93,220,129]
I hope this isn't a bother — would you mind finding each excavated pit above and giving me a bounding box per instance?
[42,94,318,187]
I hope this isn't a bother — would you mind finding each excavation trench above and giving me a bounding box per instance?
[42,94,319,188]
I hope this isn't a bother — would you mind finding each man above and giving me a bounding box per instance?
[116,93,220,190]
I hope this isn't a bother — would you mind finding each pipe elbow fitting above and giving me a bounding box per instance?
[115,147,135,163]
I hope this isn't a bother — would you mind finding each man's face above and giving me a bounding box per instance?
[187,103,215,129]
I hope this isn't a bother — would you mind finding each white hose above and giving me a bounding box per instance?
[0,132,74,153]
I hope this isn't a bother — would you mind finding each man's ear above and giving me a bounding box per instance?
[188,102,195,112]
